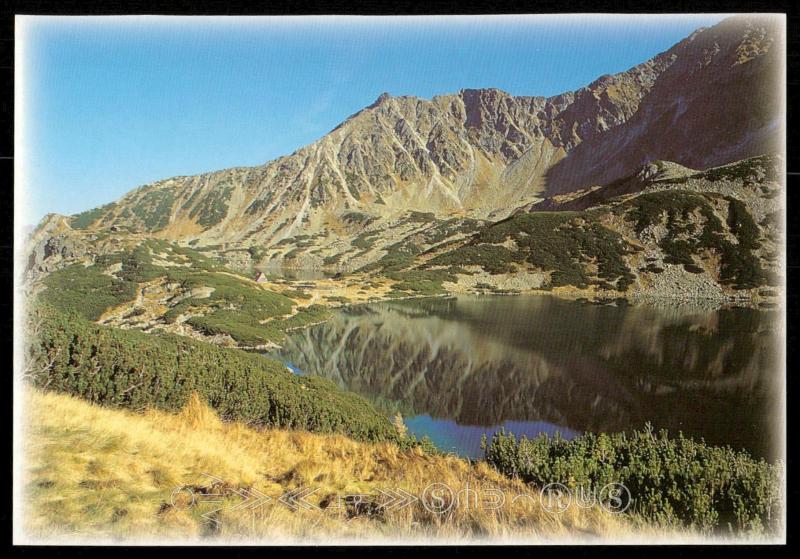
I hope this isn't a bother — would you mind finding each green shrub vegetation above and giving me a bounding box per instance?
[358,241,419,274]
[183,310,269,345]
[323,252,344,266]
[26,304,401,443]
[188,185,233,229]
[37,241,323,345]
[433,245,518,275]
[124,307,147,319]
[624,192,767,289]
[694,154,780,185]
[244,197,270,216]
[161,271,295,345]
[248,246,268,263]
[726,197,760,249]
[283,247,305,259]
[70,203,117,230]
[274,304,331,331]
[386,269,458,296]
[352,231,381,251]
[483,427,782,533]
[276,237,316,250]
[38,241,215,320]
[39,263,138,321]
[349,217,485,295]
[401,188,773,292]
[182,299,331,346]
[429,212,636,290]
[131,188,177,231]
[640,263,665,274]
[404,211,437,223]
[341,211,376,226]
[280,288,312,300]
[420,217,484,246]
[356,232,463,295]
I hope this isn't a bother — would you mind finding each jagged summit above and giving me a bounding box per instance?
[368,91,392,108]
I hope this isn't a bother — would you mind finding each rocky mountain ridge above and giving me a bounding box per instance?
[38,16,781,263]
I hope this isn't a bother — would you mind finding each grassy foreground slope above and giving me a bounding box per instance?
[22,389,648,543]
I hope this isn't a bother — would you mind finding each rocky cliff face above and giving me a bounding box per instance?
[543,16,784,194]
[53,15,781,261]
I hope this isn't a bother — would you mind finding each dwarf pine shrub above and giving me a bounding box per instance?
[26,304,401,444]
[483,426,782,533]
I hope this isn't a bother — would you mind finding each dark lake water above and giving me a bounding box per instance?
[275,295,783,460]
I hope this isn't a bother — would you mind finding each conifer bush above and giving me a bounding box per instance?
[26,304,401,444]
[483,427,782,533]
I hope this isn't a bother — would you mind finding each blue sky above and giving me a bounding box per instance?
[18,14,727,225]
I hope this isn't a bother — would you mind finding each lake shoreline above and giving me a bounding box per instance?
[245,279,782,352]
[318,281,781,320]
[274,288,783,463]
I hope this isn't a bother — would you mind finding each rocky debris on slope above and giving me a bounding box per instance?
[27,234,88,274]
[633,262,726,299]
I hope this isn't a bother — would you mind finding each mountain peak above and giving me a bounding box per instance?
[459,87,512,100]
[368,92,392,108]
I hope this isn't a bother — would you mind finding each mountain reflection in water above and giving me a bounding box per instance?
[275,295,782,460]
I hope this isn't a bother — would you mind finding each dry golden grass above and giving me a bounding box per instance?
[20,389,679,544]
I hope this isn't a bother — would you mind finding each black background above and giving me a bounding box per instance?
[0,0,797,556]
